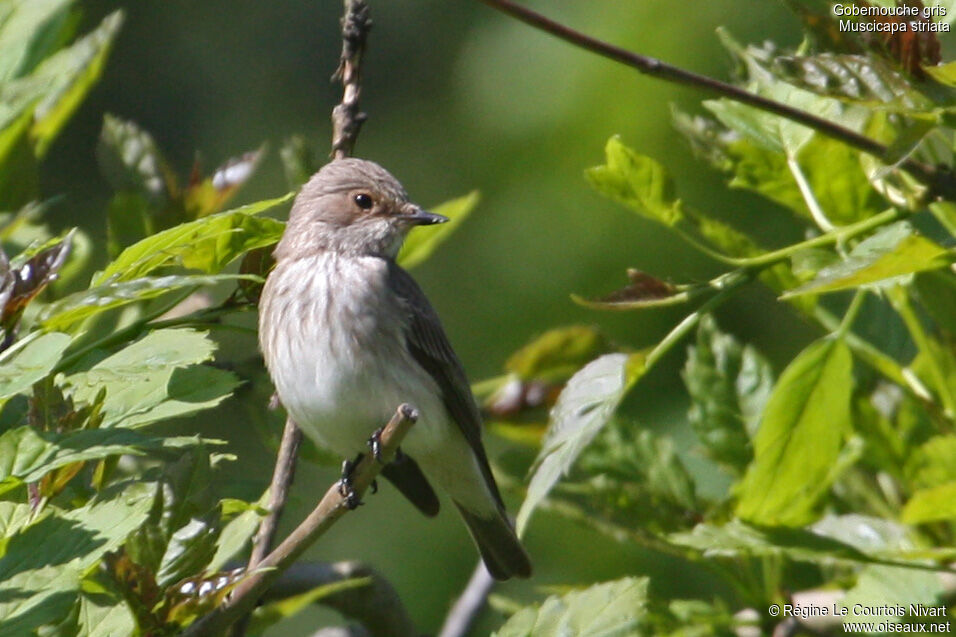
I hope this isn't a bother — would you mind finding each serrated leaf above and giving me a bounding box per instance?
[735,337,853,526]
[0,427,161,493]
[93,195,289,285]
[784,222,951,297]
[517,353,644,535]
[41,273,256,331]
[493,577,649,637]
[683,316,773,474]
[0,332,70,400]
[30,11,123,157]
[67,329,239,428]
[0,482,152,635]
[398,190,479,269]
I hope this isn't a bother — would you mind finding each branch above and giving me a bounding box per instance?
[437,562,495,637]
[182,404,420,637]
[475,0,956,200]
[331,0,372,160]
[250,416,303,568]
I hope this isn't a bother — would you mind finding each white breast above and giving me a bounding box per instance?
[259,253,450,459]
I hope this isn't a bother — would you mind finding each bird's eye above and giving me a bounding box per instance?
[354,193,374,210]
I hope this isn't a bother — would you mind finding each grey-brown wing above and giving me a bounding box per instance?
[387,261,505,510]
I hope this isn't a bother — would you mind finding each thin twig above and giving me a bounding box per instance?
[475,0,956,200]
[251,417,304,568]
[182,404,420,637]
[331,0,371,160]
[438,562,495,637]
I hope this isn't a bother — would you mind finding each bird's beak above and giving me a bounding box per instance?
[399,205,449,226]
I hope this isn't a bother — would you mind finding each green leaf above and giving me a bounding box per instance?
[682,316,773,474]
[0,426,173,493]
[247,577,372,634]
[587,136,808,309]
[156,513,220,588]
[0,482,152,635]
[670,519,873,565]
[914,270,956,336]
[0,0,74,82]
[493,577,649,637]
[398,190,479,269]
[735,337,853,526]
[516,352,644,535]
[0,332,70,401]
[93,194,290,285]
[207,500,263,572]
[784,222,951,297]
[29,11,123,157]
[41,273,256,331]
[905,435,956,489]
[902,482,956,524]
[67,329,239,428]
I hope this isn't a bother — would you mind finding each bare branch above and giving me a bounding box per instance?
[475,0,956,200]
[249,416,303,569]
[438,562,495,637]
[331,0,372,160]
[182,404,420,637]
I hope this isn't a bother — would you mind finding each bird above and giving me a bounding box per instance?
[258,157,531,580]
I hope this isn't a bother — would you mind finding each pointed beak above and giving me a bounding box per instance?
[399,205,449,226]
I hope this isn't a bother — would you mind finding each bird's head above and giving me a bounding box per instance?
[275,158,447,260]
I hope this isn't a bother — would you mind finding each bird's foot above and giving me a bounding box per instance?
[367,427,386,463]
[338,457,363,509]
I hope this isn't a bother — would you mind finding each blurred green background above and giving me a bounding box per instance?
[39,1,829,633]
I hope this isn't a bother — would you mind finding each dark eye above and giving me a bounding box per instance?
[354,193,373,210]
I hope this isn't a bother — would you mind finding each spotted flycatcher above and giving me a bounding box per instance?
[259,158,531,579]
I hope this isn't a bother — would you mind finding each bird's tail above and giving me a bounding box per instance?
[453,501,532,580]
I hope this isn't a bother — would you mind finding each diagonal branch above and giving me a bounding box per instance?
[182,404,420,637]
[475,0,956,200]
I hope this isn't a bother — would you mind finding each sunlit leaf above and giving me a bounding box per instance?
[30,11,123,157]
[783,222,951,297]
[0,331,70,400]
[0,0,75,82]
[735,337,853,526]
[398,190,479,269]
[67,329,239,428]
[41,273,256,331]
[93,195,289,285]
[493,577,649,637]
[517,352,644,535]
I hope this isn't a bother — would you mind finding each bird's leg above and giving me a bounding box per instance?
[338,455,364,509]
[367,426,387,463]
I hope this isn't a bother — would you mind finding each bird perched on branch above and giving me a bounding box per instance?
[258,158,531,580]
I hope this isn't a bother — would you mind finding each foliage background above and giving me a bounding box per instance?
[18,0,954,635]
